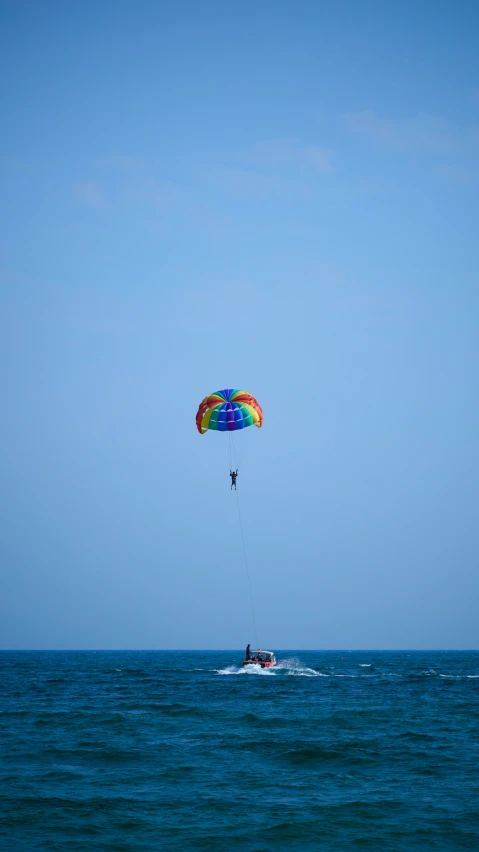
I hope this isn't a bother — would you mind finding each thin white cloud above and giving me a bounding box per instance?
[72,138,333,219]
[126,178,180,209]
[345,110,479,154]
[304,145,334,174]
[73,180,106,208]
[245,138,334,174]
[198,138,334,200]
[203,164,310,199]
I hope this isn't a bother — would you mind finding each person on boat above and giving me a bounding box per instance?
[230,469,238,490]
[245,644,251,661]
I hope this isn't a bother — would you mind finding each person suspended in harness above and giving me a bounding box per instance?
[230,469,238,490]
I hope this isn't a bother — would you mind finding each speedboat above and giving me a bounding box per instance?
[242,649,276,668]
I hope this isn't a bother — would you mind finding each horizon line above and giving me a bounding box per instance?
[1,648,477,653]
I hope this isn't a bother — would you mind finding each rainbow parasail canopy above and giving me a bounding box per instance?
[196,389,263,434]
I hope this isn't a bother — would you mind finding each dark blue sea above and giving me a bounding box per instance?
[1,651,478,850]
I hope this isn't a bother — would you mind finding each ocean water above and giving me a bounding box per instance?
[1,651,478,851]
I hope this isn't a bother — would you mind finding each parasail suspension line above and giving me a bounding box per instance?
[227,429,258,645]
[228,430,234,472]
[235,488,259,649]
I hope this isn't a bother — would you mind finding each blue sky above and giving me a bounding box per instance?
[1,0,478,649]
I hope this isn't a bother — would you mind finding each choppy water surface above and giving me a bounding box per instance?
[1,651,478,850]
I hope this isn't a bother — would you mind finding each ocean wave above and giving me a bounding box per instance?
[283,742,375,767]
[285,669,328,677]
[440,674,479,679]
[216,658,328,677]
[276,658,326,676]
[216,664,276,676]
